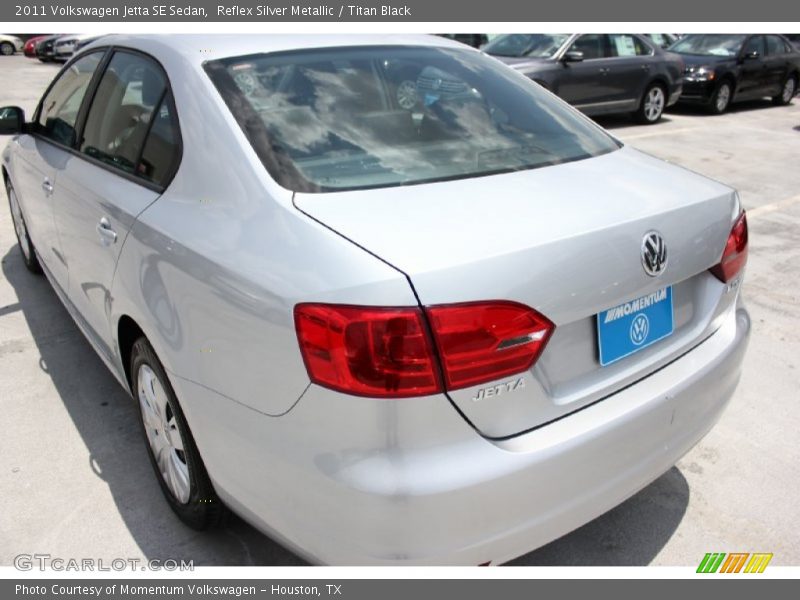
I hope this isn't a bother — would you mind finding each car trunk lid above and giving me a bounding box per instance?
[294,146,740,438]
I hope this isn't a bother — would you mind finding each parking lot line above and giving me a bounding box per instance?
[747,193,800,219]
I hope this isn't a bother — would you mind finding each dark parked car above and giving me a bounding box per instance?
[484,34,684,124]
[437,34,489,48]
[35,34,63,62]
[671,34,800,114]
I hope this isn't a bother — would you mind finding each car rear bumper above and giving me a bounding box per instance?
[175,300,749,565]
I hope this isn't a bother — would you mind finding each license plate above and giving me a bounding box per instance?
[597,286,674,366]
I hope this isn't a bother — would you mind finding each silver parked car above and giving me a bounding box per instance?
[1,35,750,565]
[0,34,24,56]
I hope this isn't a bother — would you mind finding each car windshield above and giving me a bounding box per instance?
[483,34,569,58]
[669,34,747,57]
[205,45,619,193]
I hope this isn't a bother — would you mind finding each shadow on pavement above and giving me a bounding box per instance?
[4,241,689,566]
[592,98,795,130]
[2,244,306,566]
[510,467,689,565]
[666,98,785,117]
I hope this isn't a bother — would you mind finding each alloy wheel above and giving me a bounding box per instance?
[8,187,31,261]
[716,83,731,113]
[783,78,796,103]
[644,87,665,122]
[137,364,191,504]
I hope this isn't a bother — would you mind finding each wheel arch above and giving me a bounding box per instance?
[117,314,147,392]
[718,72,738,98]
[641,76,669,102]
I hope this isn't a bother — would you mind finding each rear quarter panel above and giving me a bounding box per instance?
[109,43,418,418]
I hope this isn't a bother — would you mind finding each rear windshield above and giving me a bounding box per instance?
[205,45,620,193]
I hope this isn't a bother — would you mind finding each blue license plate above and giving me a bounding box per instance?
[597,286,674,366]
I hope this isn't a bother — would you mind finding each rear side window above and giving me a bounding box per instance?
[37,52,103,146]
[137,91,181,186]
[80,51,167,176]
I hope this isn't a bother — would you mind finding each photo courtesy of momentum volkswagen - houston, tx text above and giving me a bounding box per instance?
[0,31,756,565]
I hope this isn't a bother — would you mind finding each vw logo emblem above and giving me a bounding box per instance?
[630,314,650,345]
[641,231,668,277]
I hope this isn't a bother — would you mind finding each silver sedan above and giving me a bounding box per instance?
[0,34,750,565]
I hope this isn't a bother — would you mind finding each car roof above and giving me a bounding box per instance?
[83,34,471,66]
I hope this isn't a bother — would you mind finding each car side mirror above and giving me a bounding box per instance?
[0,106,25,135]
[562,50,585,63]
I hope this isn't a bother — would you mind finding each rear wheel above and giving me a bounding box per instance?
[635,83,666,124]
[773,75,797,106]
[131,337,226,529]
[0,42,14,56]
[709,80,733,114]
[6,180,42,274]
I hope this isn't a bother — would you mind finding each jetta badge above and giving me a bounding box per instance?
[641,231,668,277]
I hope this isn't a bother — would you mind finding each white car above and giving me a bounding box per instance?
[0,34,24,56]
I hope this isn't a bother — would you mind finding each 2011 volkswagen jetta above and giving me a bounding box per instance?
[1,34,750,565]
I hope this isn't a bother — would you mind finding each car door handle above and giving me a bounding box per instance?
[599,67,610,75]
[41,178,53,195]
[96,217,117,245]
[641,64,651,71]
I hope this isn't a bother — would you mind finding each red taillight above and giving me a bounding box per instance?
[295,301,555,397]
[425,301,554,390]
[710,212,748,283]
[294,304,441,398]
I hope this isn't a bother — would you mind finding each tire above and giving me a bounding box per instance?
[708,80,733,114]
[6,180,42,274]
[0,42,14,56]
[130,337,226,529]
[635,83,666,124]
[773,75,797,106]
